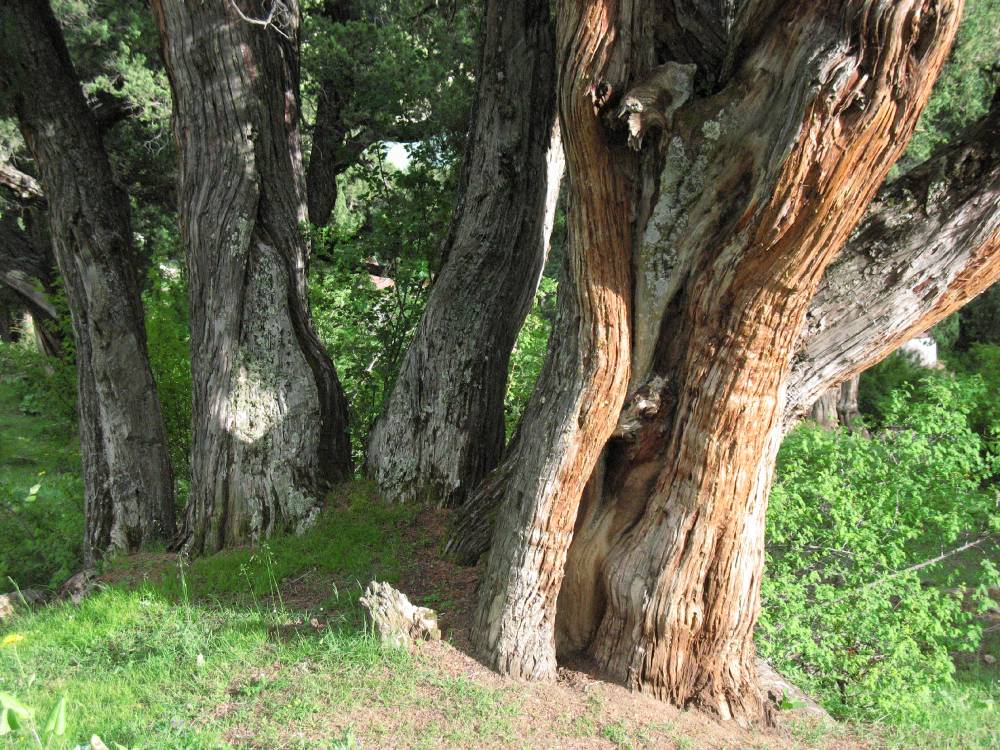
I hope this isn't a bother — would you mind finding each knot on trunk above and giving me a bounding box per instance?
[614,375,668,438]
[360,581,441,649]
[617,62,697,150]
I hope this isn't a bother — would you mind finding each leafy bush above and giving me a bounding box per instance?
[857,351,928,424]
[0,344,84,589]
[504,276,556,439]
[143,256,192,485]
[759,375,1000,721]
[947,343,1000,438]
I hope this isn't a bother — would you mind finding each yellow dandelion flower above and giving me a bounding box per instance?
[0,634,25,648]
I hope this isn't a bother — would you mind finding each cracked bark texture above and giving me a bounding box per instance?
[0,0,175,563]
[152,0,352,555]
[471,0,962,725]
[786,89,1000,419]
[366,0,561,508]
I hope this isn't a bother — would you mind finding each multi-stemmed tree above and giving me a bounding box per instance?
[457,0,994,725]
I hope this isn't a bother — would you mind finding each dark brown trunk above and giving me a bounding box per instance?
[152,0,352,555]
[303,0,359,227]
[366,0,561,507]
[0,0,175,563]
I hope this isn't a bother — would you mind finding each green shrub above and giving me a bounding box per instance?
[143,257,193,485]
[857,351,928,424]
[504,276,556,439]
[0,344,84,589]
[759,375,1000,721]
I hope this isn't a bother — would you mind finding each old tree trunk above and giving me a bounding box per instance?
[0,0,175,563]
[153,0,352,554]
[366,0,563,506]
[466,0,969,725]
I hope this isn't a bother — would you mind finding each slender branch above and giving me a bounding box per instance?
[863,533,995,590]
[228,0,291,39]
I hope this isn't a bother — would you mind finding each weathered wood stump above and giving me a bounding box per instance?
[359,581,441,649]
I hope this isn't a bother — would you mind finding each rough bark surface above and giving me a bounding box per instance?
[0,0,175,563]
[468,0,643,680]
[786,90,1000,419]
[467,0,961,725]
[152,0,352,555]
[366,0,561,508]
[559,0,961,724]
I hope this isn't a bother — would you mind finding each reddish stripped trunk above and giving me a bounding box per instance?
[470,0,962,724]
[469,0,641,679]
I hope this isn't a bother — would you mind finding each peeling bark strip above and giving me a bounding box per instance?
[152,0,352,555]
[0,0,175,563]
[366,0,561,508]
[469,0,642,681]
[787,90,1000,419]
[466,0,961,725]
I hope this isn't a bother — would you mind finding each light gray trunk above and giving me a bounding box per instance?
[153,0,352,555]
[0,0,175,563]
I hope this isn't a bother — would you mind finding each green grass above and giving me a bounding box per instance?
[0,344,84,589]
[0,493,520,750]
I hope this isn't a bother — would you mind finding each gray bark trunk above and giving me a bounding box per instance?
[0,0,175,563]
[152,0,352,555]
[366,0,561,507]
[808,375,860,428]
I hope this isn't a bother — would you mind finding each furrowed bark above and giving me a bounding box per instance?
[786,89,1000,419]
[449,39,998,572]
[468,0,643,680]
[366,0,560,508]
[556,0,960,725]
[0,0,175,563]
[152,0,352,555]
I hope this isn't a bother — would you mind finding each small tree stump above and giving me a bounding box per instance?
[359,581,441,649]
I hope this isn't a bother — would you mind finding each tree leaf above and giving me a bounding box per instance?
[43,694,66,736]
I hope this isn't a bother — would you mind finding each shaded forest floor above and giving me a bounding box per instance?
[1,360,997,749]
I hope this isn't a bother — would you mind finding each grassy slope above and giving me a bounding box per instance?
[0,344,996,749]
